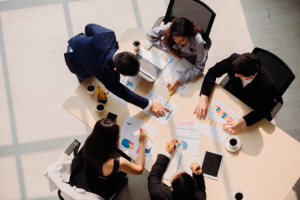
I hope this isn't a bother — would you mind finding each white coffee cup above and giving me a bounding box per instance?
[133,37,140,51]
[230,189,247,200]
[228,136,241,149]
[96,103,105,113]
[86,82,95,95]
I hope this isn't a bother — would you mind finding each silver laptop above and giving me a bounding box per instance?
[136,48,167,82]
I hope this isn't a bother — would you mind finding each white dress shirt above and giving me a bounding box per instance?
[242,73,257,88]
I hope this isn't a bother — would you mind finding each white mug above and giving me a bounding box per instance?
[133,37,140,51]
[96,103,105,113]
[86,82,95,95]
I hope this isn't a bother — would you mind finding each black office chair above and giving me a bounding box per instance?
[58,140,128,200]
[152,0,216,54]
[219,48,295,119]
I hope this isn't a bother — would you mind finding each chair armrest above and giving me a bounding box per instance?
[219,74,230,88]
[271,100,283,119]
[152,16,165,29]
[64,139,81,156]
[204,37,212,56]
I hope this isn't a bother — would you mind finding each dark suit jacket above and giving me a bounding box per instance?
[200,53,277,126]
[64,24,148,109]
[148,154,206,200]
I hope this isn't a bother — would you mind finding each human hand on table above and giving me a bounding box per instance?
[190,162,202,174]
[139,126,148,145]
[167,80,179,95]
[165,139,177,154]
[223,118,246,134]
[169,48,181,58]
[193,95,209,120]
[150,102,170,116]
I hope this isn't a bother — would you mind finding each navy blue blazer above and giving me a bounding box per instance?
[64,24,148,109]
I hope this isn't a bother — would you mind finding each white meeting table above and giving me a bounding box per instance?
[63,24,300,200]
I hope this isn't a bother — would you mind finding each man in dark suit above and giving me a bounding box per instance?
[194,53,277,133]
[64,24,169,116]
[148,139,206,200]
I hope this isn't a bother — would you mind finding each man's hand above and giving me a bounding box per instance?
[150,102,170,116]
[190,162,202,174]
[169,48,181,58]
[193,95,209,120]
[167,80,179,95]
[165,139,177,154]
[223,118,247,134]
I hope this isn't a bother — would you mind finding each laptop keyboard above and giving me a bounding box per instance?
[136,54,162,78]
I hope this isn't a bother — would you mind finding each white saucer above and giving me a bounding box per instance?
[224,136,241,152]
[230,189,247,200]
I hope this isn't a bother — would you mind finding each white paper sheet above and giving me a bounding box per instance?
[162,151,181,179]
[162,151,202,180]
[179,154,202,176]
[165,58,193,94]
[193,98,239,144]
[175,121,200,155]
[155,49,180,84]
[107,75,141,105]
[143,90,178,126]
[118,115,159,163]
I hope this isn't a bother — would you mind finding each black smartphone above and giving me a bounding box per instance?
[107,112,117,121]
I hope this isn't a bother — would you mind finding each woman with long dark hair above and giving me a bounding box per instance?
[82,118,147,196]
[147,17,206,94]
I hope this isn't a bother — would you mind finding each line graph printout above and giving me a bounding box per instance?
[118,115,158,163]
[193,99,239,144]
[143,90,178,126]
[165,58,193,94]
[175,121,200,155]
[108,75,141,105]
[155,49,180,84]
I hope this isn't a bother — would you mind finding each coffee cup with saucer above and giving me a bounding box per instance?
[230,189,247,200]
[224,135,241,152]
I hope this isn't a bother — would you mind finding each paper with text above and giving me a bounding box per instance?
[165,58,193,94]
[175,121,200,155]
[118,115,159,163]
[155,49,180,84]
[143,90,178,126]
[108,75,141,105]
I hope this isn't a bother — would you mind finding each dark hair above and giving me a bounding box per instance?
[232,53,261,77]
[82,118,120,176]
[113,51,140,76]
[163,17,202,46]
[171,172,197,200]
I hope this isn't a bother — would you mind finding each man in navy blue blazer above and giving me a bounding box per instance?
[64,24,169,115]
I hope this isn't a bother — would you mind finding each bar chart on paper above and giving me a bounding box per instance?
[155,49,179,84]
[193,99,239,144]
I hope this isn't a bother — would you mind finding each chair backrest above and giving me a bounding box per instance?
[252,47,295,97]
[69,152,106,198]
[163,0,216,41]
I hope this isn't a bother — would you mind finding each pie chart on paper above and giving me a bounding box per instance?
[178,141,188,151]
[121,138,135,150]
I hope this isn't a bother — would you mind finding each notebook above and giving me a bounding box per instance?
[162,151,202,180]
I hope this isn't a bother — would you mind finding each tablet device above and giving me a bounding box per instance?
[107,112,117,121]
[202,150,224,180]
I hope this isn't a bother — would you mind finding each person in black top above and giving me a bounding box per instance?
[81,118,148,197]
[194,53,277,133]
[148,139,206,200]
